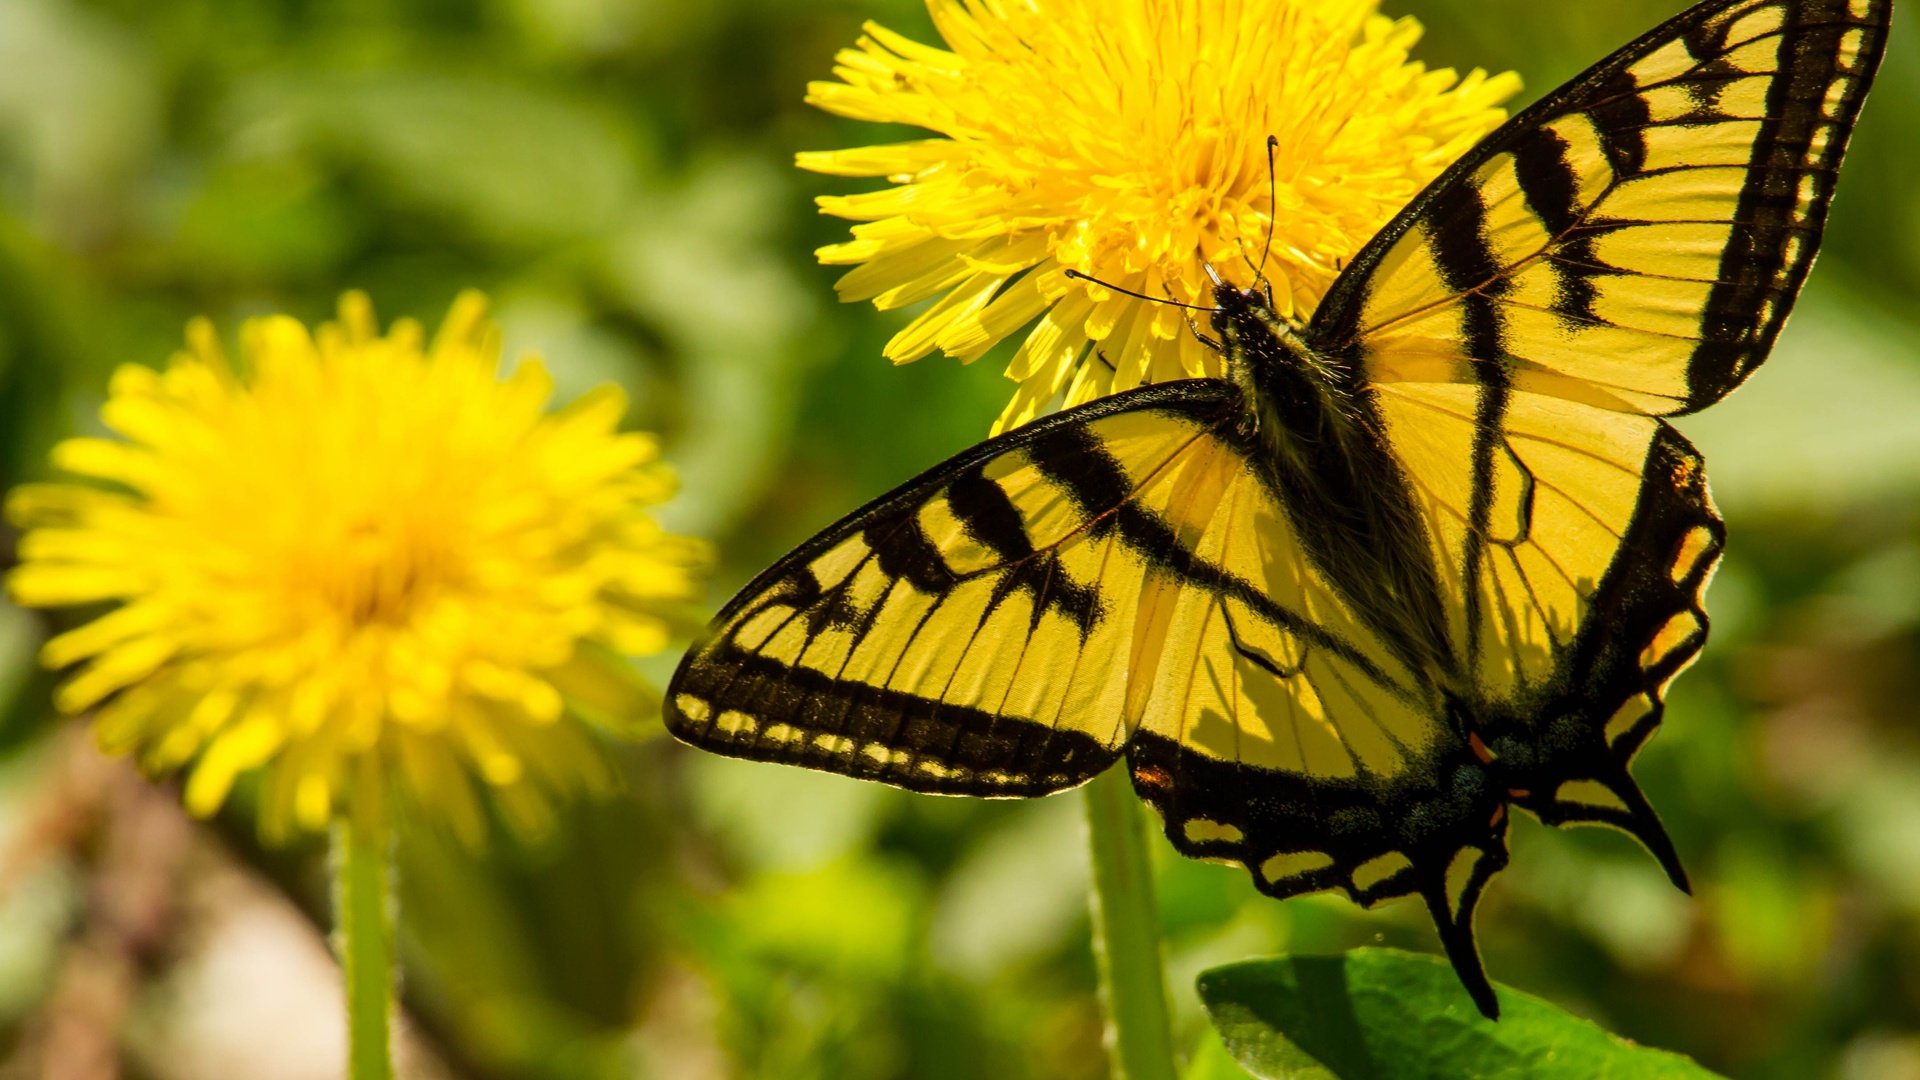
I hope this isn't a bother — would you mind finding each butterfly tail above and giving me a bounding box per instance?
[1420,839,1509,1021]
[1526,766,1690,895]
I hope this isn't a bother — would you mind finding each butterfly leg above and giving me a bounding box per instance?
[1179,313,1223,353]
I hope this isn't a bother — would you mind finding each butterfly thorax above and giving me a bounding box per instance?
[1210,286,1356,467]
[1211,283,1458,685]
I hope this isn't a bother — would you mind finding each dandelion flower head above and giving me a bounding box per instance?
[800,0,1522,431]
[5,293,709,841]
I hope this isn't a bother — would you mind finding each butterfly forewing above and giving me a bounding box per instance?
[669,389,1218,794]
[1316,0,1890,415]
[668,378,1436,791]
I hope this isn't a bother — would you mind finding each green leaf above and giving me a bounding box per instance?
[1183,1031,1257,1080]
[1196,949,1720,1080]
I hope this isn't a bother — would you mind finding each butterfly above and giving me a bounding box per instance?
[666,0,1888,1017]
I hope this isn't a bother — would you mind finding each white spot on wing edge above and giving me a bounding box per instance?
[1552,778,1629,813]
[1183,819,1244,845]
[1605,692,1655,746]
[1260,850,1333,883]
[1670,525,1719,586]
[1351,851,1412,893]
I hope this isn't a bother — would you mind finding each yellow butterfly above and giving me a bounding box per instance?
[667,0,1889,1016]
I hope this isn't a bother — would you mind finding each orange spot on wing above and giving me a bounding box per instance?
[1133,764,1172,791]
[1469,732,1494,764]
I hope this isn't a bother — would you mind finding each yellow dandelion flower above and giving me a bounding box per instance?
[799,0,1522,431]
[4,292,709,843]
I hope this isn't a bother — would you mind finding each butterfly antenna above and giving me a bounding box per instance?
[1231,136,1285,285]
[1064,269,1214,313]
[1258,134,1280,278]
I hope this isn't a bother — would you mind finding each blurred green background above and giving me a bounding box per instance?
[0,0,1916,1077]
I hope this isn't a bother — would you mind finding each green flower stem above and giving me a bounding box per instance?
[337,785,396,1080]
[1084,767,1179,1080]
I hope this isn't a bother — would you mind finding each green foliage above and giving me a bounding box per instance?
[1198,950,1718,1080]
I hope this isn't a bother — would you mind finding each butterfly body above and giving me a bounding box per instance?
[1212,283,1462,688]
[670,0,1890,1018]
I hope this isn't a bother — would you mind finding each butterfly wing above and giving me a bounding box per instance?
[1104,418,1513,1016]
[665,385,1254,796]
[1315,0,1890,415]
[667,382,1518,1005]
[1303,0,1884,861]
[1368,384,1720,875]
[667,381,1444,796]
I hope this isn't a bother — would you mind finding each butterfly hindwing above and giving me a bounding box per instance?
[1495,419,1720,872]
[1108,423,1512,1012]
[1370,385,1723,701]
[1103,407,1487,894]
[1374,379,1721,878]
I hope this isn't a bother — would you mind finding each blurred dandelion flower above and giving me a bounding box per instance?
[5,292,709,842]
[799,0,1521,431]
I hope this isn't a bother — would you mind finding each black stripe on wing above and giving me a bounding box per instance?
[671,650,1116,795]
[1420,176,1520,674]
